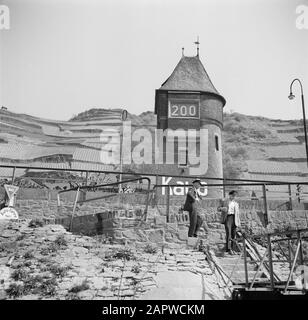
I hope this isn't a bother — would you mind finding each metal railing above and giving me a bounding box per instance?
[236,229,308,293]
[1,163,306,184]
[152,181,308,223]
[57,177,151,232]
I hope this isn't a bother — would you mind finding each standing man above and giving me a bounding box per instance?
[184,179,203,237]
[218,190,241,255]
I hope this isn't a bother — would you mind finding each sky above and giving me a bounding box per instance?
[0,0,308,121]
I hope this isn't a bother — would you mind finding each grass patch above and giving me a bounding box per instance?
[68,280,90,293]
[108,247,136,261]
[16,234,26,241]
[11,268,28,281]
[144,243,158,254]
[23,250,34,259]
[66,292,81,300]
[131,265,142,274]
[6,283,25,298]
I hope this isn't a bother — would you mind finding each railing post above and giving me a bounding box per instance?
[144,178,151,221]
[155,175,159,200]
[11,166,16,184]
[166,185,170,223]
[242,237,249,289]
[84,171,89,201]
[284,238,301,293]
[298,230,304,266]
[262,184,269,226]
[267,234,275,290]
[288,184,293,210]
[69,188,80,232]
[85,171,89,186]
[288,239,292,279]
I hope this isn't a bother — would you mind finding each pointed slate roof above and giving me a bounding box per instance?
[160,55,225,105]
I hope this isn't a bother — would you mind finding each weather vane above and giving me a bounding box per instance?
[194,36,200,56]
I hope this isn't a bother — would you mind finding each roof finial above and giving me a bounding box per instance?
[194,36,200,57]
[182,47,185,57]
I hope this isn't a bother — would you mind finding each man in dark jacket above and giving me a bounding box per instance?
[184,179,203,237]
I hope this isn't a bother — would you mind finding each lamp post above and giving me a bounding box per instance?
[288,79,308,167]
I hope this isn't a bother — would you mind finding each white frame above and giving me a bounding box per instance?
[168,99,200,119]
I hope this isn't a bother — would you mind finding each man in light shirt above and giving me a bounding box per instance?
[218,190,241,255]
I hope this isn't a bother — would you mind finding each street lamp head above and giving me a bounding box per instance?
[288,93,295,100]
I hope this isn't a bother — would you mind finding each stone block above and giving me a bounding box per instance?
[178,229,188,241]
[144,229,165,243]
[154,215,167,226]
[166,222,177,231]
[165,231,179,243]
[187,237,198,247]
[121,219,140,228]
[122,229,137,240]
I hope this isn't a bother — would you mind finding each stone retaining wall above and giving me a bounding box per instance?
[9,188,308,246]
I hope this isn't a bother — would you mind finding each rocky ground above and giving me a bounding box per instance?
[0,219,228,300]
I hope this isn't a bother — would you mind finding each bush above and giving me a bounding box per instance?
[6,283,25,298]
[39,278,57,296]
[48,264,68,278]
[23,275,44,293]
[223,153,247,180]
[28,218,44,228]
[225,146,248,160]
[112,247,136,261]
[54,234,68,247]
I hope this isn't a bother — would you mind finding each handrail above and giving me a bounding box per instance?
[153,182,308,187]
[57,177,150,193]
[57,177,152,232]
[249,228,308,240]
[1,163,307,184]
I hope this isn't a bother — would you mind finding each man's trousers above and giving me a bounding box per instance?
[225,214,237,251]
[188,203,203,237]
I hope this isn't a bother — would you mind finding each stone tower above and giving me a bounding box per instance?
[154,51,226,197]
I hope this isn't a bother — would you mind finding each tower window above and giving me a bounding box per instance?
[178,144,188,167]
[215,135,219,151]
